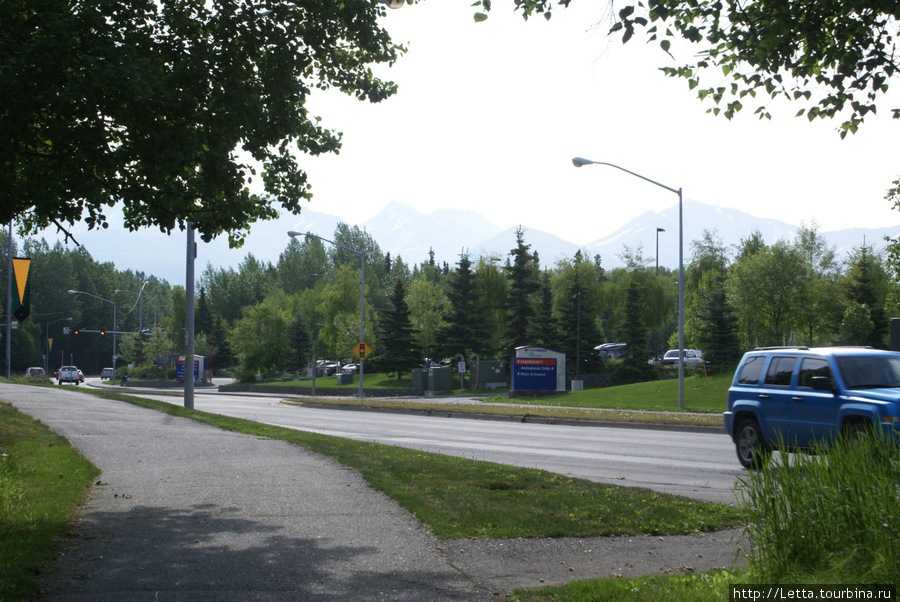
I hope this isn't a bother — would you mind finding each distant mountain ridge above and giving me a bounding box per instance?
[38,200,900,284]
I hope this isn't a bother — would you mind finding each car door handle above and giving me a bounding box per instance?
[758,394,769,399]
[792,397,804,402]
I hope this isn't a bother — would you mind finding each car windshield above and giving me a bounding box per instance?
[664,351,678,358]
[836,356,900,389]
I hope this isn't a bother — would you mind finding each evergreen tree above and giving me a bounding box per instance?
[616,281,657,384]
[374,277,421,378]
[441,253,489,358]
[504,227,538,357]
[530,271,558,349]
[845,245,888,347]
[196,287,213,336]
[286,315,311,375]
[693,272,742,371]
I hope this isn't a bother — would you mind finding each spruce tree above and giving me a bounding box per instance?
[375,277,422,379]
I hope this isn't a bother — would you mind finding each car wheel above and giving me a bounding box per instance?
[736,418,769,469]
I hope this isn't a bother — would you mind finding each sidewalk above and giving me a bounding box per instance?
[3,383,744,600]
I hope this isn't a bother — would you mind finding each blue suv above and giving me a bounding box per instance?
[725,346,900,468]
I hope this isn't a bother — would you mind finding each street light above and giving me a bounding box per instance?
[67,290,117,372]
[572,156,685,410]
[656,227,666,275]
[45,317,72,373]
[287,231,366,397]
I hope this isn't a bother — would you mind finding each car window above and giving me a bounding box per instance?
[836,356,900,389]
[737,356,765,385]
[764,356,796,386]
[797,358,831,388]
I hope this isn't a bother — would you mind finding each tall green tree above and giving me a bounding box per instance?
[228,291,299,381]
[504,227,538,357]
[728,240,807,346]
[615,281,656,384]
[843,245,889,347]
[693,272,742,371]
[4,0,404,243]
[441,253,489,358]
[374,277,421,378]
[286,315,311,376]
[406,277,448,360]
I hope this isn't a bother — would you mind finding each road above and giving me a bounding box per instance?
[91,379,746,505]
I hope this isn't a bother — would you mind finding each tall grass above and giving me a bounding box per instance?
[736,431,900,588]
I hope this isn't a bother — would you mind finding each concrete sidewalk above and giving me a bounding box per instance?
[3,383,744,601]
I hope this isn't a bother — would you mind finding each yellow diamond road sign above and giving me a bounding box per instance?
[354,341,371,361]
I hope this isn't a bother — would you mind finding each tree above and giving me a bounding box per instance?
[728,241,807,346]
[440,253,490,358]
[693,272,742,371]
[3,0,403,243]
[615,281,656,384]
[492,0,900,136]
[228,291,299,380]
[374,278,421,378]
[286,315,311,376]
[504,227,538,356]
[406,277,449,359]
[843,244,889,347]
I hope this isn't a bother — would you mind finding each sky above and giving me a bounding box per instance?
[292,0,900,247]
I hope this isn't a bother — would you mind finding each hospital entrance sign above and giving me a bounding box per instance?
[511,346,566,393]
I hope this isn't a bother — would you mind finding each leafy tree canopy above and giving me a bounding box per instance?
[2,0,403,244]
[480,0,899,136]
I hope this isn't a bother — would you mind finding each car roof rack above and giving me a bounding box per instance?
[752,346,810,351]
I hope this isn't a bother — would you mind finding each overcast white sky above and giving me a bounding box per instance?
[295,0,900,247]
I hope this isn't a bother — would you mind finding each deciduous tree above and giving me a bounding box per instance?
[3,0,403,243]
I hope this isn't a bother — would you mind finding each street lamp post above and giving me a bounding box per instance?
[288,231,366,397]
[572,157,685,410]
[656,227,666,275]
[45,317,72,373]
[67,290,117,372]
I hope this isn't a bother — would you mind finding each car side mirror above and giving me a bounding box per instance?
[811,376,835,391]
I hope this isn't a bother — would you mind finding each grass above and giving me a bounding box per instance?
[508,569,736,601]
[279,370,731,428]
[0,402,100,600]
[494,371,731,414]
[737,432,900,589]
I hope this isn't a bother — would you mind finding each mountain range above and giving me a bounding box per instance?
[39,200,900,285]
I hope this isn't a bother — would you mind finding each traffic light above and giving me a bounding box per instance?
[99,330,105,336]
[73,328,80,335]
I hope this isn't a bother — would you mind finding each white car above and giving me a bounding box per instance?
[660,349,704,367]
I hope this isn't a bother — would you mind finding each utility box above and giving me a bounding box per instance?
[477,360,507,389]
[412,369,426,389]
[337,373,354,385]
[428,366,451,392]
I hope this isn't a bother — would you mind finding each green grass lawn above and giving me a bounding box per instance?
[0,402,100,600]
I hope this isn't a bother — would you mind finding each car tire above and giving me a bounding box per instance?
[736,418,769,469]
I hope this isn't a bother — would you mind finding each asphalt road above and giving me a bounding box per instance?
[106,380,745,505]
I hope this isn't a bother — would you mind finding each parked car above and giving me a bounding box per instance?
[724,346,900,468]
[594,343,628,360]
[660,348,704,367]
[341,363,358,374]
[57,365,83,385]
[100,367,115,380]
[25,367,45,378]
